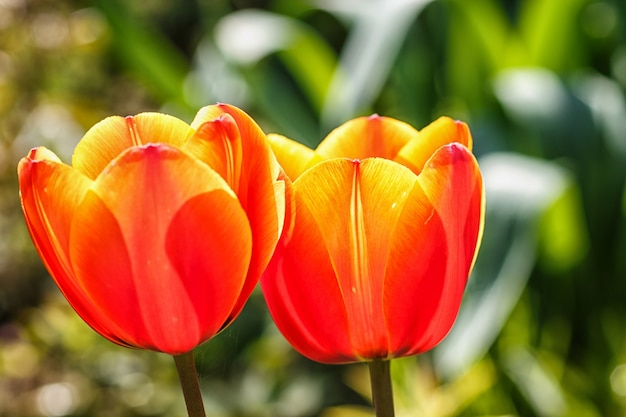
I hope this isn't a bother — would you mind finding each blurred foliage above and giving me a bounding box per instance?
[2,0,626,416]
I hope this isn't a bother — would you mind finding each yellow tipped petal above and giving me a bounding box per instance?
[17,148,133,346]
[418,143,484,275]
[397,143,483,355]
[72,113,193,179]
[189,103,288,320]
[26,146,62,163]
[267,133,323,179]
[184,114,243,193]
[315,115,418,160]
[394,117,472,175]
[18,148,90,275]
[190,103,258,137]
[189,105,227,130]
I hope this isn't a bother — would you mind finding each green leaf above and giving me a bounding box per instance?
[95,0,189,106]
[518,0,588,71]
[537,185,588,274]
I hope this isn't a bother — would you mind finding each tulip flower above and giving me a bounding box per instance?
[18,104,286,417]
[262,115,484,416]
[19,103,286,353]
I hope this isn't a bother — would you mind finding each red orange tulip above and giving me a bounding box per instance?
[18,104,286,355]
[262,115,484,364]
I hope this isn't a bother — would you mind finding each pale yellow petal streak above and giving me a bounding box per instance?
[223,128,237,190]
[348,161,375,354]
[350,161,368,290]
[125,116,142,146]
[297,159,387,359]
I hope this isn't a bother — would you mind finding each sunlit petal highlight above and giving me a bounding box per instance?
[72,113,194,179]
[395,117,472,174]
[315,115,418,161]
[267,133,323,179]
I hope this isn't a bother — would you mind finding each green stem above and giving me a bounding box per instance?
[368,359,395,417]
[173,351,206,417]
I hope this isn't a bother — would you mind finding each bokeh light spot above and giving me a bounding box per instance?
[36,383,78,417]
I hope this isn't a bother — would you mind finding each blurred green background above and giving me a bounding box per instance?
[1,0,625,416]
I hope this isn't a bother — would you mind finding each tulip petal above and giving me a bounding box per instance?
[315,115,418,160]
[267,133,324,179]
[183,113,243,194]
[300,159,389,359]
[340,158,428,359]
[387,143,484,355]
[165,190,252,344]
[382,179,449,356]
[190,103,286,320]
[319,158,439,359]
[72,113,194,179]
[262,164,353,363]
[394,117,472,175]
[69,144,252,353]
[18,148,134,346]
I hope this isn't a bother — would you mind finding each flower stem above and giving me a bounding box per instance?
[368,359,395,417]
[173,351,206,417]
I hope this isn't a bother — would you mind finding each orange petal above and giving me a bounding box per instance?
[261,167,354,363]
[189,104,229,130]
[165,190,253,344]
[306,158,440,359]
[315,115,418,160]
[189,104,267,173]
[387,143,484,355]
[381,179,449,356]
[267,133,323,179]
[18,148,82,286]
[394,117,472,175]
[189,103,281,185]
[69,144,252,354]
[72,113,194,179]
[17,148,135,346]
[183,113,243,194]
[190,103,286,320]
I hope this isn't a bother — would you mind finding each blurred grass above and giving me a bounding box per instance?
[2,0,626,416]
